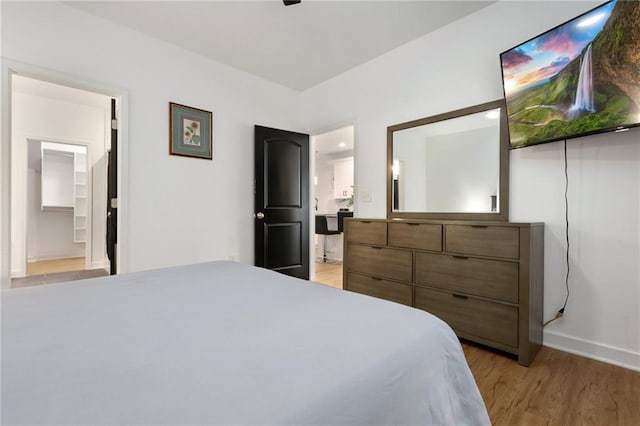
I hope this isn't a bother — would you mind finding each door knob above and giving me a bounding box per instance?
[255,212,265,219]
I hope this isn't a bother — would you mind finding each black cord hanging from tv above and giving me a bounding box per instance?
[544,139,571,327]
[561,140,570,314]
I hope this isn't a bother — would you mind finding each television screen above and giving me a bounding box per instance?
[500,0,640,149]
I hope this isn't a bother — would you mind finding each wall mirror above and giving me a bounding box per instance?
[387,99,509,221]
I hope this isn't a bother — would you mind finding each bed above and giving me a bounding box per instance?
[1,261,489,425]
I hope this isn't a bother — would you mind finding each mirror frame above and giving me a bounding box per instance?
[387,99,509,221]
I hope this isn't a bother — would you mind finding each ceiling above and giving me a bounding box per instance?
[12,75,111,107]
[315,125,354,156]
[66,1,494,91]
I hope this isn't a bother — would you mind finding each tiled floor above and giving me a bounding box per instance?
[11,268,109,288]
[13,257,109,288]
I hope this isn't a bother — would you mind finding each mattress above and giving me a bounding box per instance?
[1,261,490,425]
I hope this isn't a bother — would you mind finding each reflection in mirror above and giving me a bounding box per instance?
[393,108,500,213]
[387,99,508,221]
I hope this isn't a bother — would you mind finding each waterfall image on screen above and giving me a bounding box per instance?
[570,43,595,117]
[500,0,640,148]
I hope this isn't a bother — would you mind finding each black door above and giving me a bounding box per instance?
[254,125,309,279]
[106,99,117,275]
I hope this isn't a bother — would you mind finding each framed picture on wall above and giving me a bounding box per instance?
[169,102,213,160]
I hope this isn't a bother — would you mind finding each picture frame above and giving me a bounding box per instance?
[169,102,213,160]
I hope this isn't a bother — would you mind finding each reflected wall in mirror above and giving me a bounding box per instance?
[387,99,509,221]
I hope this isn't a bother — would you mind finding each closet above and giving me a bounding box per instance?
[40,141,88,243]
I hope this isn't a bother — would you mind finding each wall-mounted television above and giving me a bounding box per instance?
[500,0,640,149]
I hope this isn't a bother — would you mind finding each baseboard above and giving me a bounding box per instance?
[10,268,26,279]
[28,255,84,262]
[90,261,106,270]
[544,330,640,372]
[315,258,342,264]
[314,251,343,263]
[315,253,343,261]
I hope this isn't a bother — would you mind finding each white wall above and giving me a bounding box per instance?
[425,127,498,212]
[315,153,336,214]
[393,133,427,211]
[301,1,639,369]
[1,1,301,277]
[10,87,109,276]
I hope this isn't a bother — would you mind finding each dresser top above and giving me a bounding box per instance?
[345,217,543,227]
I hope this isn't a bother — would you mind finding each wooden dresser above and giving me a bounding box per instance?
[343,218,544,366]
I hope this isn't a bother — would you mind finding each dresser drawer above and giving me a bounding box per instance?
[388,222,442,251]
[346,244,412,282]
[446,225,519,259]
[345,220,387,246]
[415,252,518,303]
[346,273,412,306]
[415,287,518,348]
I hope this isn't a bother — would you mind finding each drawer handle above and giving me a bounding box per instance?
[360,220,372,224]
[407,223,420,226]
[452,255,469,260]
[371,277,383,281]
[370,246,382,250]
[452,293,469,300]
[471,225,488,228]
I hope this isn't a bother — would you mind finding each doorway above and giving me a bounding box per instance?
[311,125,355,289]
[9,75,113,288]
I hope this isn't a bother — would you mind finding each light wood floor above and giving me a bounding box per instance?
[313,261,343,289]
[310,261,640,425]
[26,257,86,275]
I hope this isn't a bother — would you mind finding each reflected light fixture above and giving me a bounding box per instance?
[485,109,500,119]
[392,160,400,179]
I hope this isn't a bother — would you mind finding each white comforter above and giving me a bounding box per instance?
[2,261,489,425]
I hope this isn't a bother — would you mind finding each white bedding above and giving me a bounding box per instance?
[1,261,489,425]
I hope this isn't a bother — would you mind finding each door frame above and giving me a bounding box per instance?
[309,121,358,282]
[1,59,130,289]
[21,137,93,276]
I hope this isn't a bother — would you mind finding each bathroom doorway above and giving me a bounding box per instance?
[9,75,113,287]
